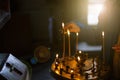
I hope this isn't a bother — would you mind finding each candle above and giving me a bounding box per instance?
[55,53,59,62]
[70,69,74,79]
[76,32,79,53]
[56,53,58,58]
[77,56,81,62]
[71,69,74,73]
[67,29,71,57]
[62,22,65,58]
[62,22,64,29]
[55,62,58,70]
[102,31,105,62]
[102,31,104,38]
[79,50,82,54]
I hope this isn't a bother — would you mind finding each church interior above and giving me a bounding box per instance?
[0,0,120,80]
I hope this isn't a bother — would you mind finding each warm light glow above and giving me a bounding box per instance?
[67,29,70,36]
[102,31,104,37]
[55,61,58,65]
[76,32,79,36]
[71,69,74,73]
[77,56,80,61]
[56,54,59,58]
[79,51,82,54]
[62,22,64,29]
[55,70,59,74]
[88,3,104,25]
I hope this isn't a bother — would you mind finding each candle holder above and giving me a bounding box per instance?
[76,32,79,54]
[60,68,63,75]
[62,22,65,58]
[66,65,70,73]
[102,31,105,63]
[50,28,110,80]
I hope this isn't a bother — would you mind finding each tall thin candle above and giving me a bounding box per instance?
[76,32,79,53]
[62,22,65,58]
[67,30,71,57]
[102,31,105,62]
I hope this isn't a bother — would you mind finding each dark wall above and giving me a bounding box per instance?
[0,0,99,56]
[10,0,88,43]
[0,13,32,57]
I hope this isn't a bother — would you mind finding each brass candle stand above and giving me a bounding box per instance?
[50,24,110,80]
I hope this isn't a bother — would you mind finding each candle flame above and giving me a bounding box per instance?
[62,22,64,29]
[76,32,79,36]
[77,56,80,61]
[55,61,58,64]
[56,54,59,58]
[71,69,74,73]
[102,31,104,37]
[67,29,70,36]
[79,51,82,54]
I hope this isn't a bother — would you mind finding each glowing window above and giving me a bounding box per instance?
[88,0,105,25]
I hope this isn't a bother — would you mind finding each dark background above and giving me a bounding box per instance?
[0,0,100,57]
[0,0,119,80]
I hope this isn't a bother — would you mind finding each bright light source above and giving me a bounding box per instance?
[88,4,103,25]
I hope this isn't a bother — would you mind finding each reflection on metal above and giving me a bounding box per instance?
[51,52,110,80]
[50,25,110,80]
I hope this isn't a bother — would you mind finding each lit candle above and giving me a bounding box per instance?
[102,31,105,62]
[71,69,74,73]
[102,31,104,38]
[55,53,59,62]
[76,32,79,53]
[67,29,71,57]
[55,61,58,70]
[70,69,74,79]
[79,50,82,54]
[62,22,65,58]
[62,22,64,29]
[56,53,59,59]
[77,56,81,62]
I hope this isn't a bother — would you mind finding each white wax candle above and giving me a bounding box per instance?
[67,30,71,57]
[102,31,105,62]
[62,22,65,58]
[76,32,79,53]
